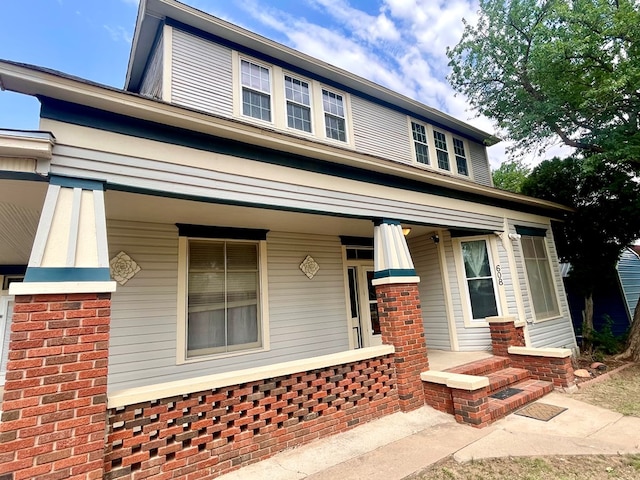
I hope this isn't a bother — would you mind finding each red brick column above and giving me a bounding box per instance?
[375,283,429,412]
[488,317,526,357]
[0,293,110,480]
[451,387,491,428]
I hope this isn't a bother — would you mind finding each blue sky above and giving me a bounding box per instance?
[0,0,556,167]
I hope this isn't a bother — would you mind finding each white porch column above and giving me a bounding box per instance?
[372,218,420,286]
[9,175,116,295]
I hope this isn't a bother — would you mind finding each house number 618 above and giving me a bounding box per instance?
[495,264,504,286]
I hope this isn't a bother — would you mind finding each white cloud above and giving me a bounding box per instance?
[103,25,133,44]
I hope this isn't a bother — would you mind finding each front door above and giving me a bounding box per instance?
[0,294,14,385]
[347,265,382,348]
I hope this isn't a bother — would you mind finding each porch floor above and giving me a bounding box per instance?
[427,349,494,371]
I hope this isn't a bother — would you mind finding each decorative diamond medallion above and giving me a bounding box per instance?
[110,251,141,285]
[299,255,320,279]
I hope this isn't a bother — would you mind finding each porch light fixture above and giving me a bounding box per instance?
[402,227,412,237]
[431,234,440,244]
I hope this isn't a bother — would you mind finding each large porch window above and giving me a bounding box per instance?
[521,235,560,321]
[177,225,268,363]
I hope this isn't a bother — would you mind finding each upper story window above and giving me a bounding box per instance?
[433,130,450,171]
[322,89,347,142]
[453,138,469,176]
[241,59,271,122]
[411,122,430,165]
[284,75,312,133]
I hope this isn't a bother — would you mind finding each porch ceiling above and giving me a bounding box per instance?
[0,180,47,265]
[104,190,438,238]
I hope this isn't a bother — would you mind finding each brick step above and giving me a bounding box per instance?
[487,378,554,422]
[487,367,531,395]
[445,356,510,376]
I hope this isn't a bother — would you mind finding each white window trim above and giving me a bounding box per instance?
[518,233,563,324]
[452,235,507,328]
[317,85,353,146]
[408,118,474,180]
[282,71,315,136]
[235,54,275,125]
[176,236,270,365]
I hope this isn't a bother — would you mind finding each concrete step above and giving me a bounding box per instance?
[445,356,510,376]
[487,378,554,422]
[487,367,531,395]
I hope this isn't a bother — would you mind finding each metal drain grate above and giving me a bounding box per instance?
[489,387,523,400]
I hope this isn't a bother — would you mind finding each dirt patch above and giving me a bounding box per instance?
[572,355,629,384]
[570,363,640,416]
[407,455,640,480]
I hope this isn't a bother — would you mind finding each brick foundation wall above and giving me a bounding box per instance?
[104,355,398,479]
[509,355,575,388]
[375,283,429,412]
[422,383,454,415]
[0,293,111,480]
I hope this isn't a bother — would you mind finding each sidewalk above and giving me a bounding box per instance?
[217,392,640,480]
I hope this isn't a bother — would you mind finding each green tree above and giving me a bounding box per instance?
[521,157,640,351]
[447,0,640,174]
[447,0,640,359]
[492,159,531,193]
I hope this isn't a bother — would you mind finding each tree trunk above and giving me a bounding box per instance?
[581,293,594,352]
[615,297,640,362]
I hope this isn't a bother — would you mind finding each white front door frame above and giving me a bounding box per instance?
[0,292,14,385]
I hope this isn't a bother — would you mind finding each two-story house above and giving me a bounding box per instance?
[0,0,577,478]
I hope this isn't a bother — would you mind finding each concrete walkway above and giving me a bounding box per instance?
[218,392,640,480]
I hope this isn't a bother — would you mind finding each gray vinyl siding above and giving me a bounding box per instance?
[50,145,504,233]
[351,96,412,164]
[467,141,492,187]
[107,222,349,392]
[507,221,577,350]
[442,230,492,351]
[618,248,640,320]
[139,35,163,100]
[171,28,233,117]
[409,234,450,350]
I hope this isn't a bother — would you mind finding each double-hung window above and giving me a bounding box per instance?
[177,225,268,362]
[433,130,450,171]
[521,234,560,320]
[241,59,271,122]
[411,122,430,165]
[453,138,469,176]
[284,75,312,133]
[322,89,347,141]
[460,239,500,321]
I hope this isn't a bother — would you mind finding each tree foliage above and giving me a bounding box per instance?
[521,156,640,350]
[447,0,640,173]
[492,159,531,193]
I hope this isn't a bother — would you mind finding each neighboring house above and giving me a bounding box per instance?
[0,0,577,478]
[618,246,640,322]
[561,246,640,341]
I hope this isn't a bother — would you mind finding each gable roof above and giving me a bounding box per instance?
[126,0,500,147]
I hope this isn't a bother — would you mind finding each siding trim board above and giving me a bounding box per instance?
[39,97,562,218]
[164,20,485,145]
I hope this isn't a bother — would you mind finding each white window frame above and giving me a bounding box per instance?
[519,234,562,323]
[452,235,507,328]
[452,137,470,177]
[239,57,273,124]
[432,128,451,172]
[410,121,430,166]
[176,236,270,364]
[321,87,349,143]
[408,119,474,180]
[283,73,314,135]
